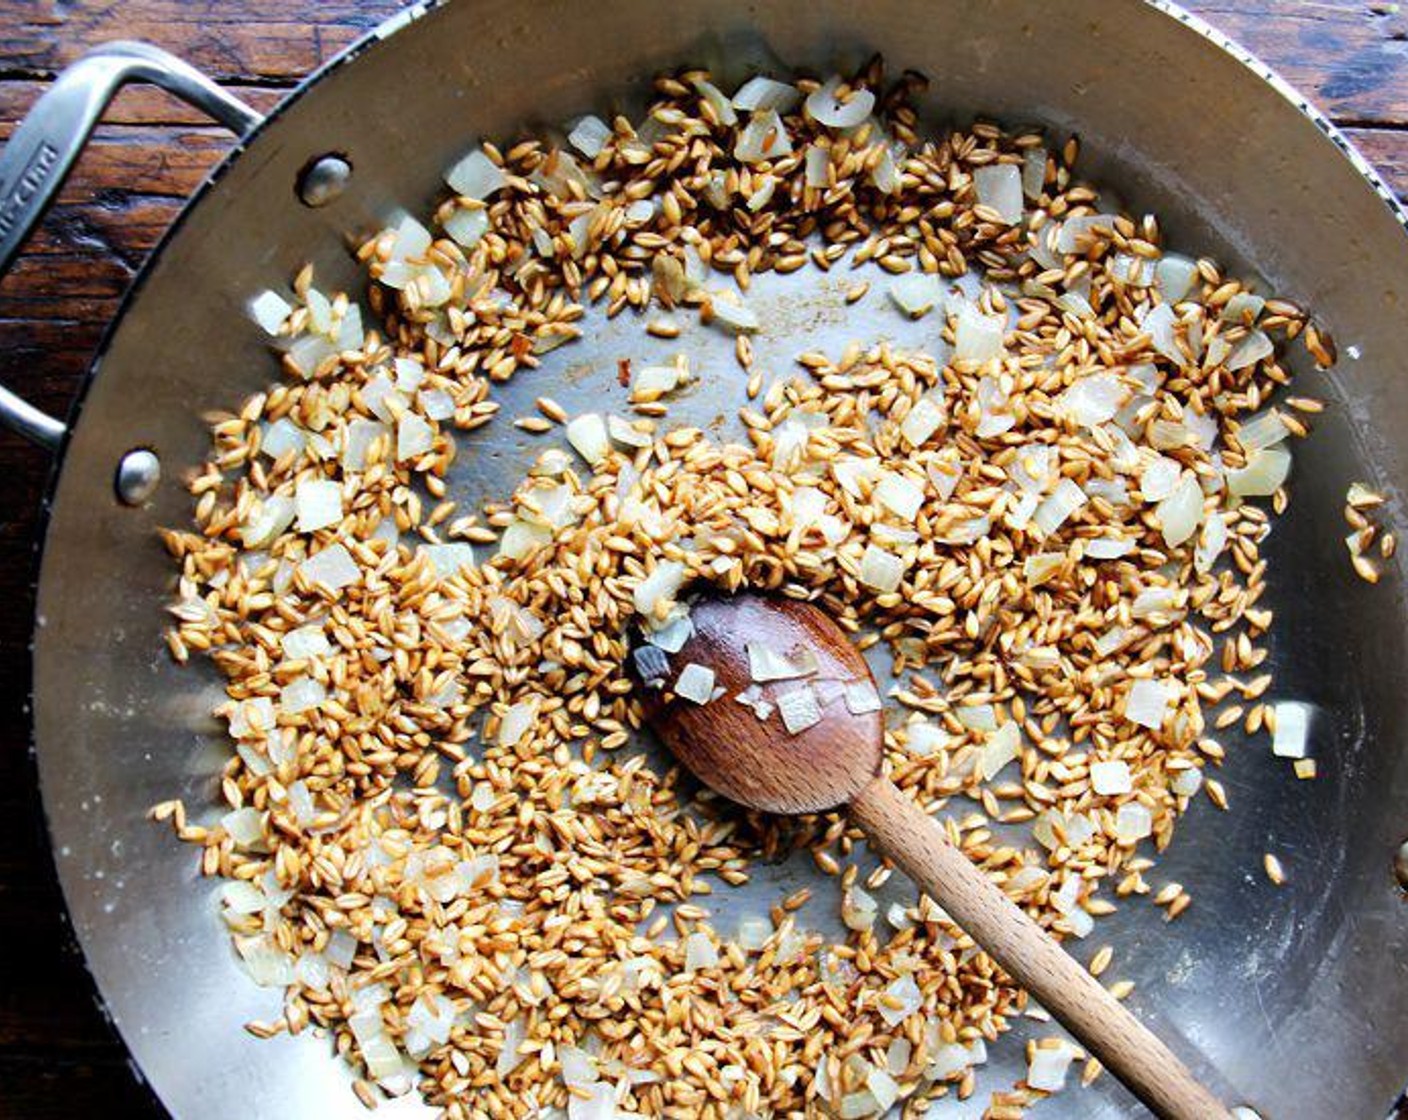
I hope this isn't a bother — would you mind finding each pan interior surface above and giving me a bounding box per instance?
[31,2,1408,1117]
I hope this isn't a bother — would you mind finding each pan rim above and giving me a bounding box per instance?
[21,0,1408,1113]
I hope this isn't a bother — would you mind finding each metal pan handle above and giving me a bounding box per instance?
[0,41,262,449]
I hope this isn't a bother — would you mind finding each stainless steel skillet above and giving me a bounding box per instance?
[4,2,1408,1117]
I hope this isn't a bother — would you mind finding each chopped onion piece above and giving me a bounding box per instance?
[242,494,297,549]
[889,273,943,317]
[777,685,822,734]
[298,544,359,591]
[1091,759,1133,795]
[859,543,907,593]
[250,290,293,335]
[1027,1042,1075,1092]
[844,681,881,715]
[568,114,612,158]
[745,642,813,682]
[1221,292,1266,324]
[1155,254,1198,302]
[397,413,434,461]
[737,915,772,951]
[1032,479,1088,536]
[805,77,875,128]
[1055,213,1117,253]
[1058,372,1126,428]
[690,77,737,126]
[973,163,1023,224]
[498,517,553,560]
[708,293,760,334]
[630,361,689,402]
[734,109,792,163]
[1195,512,1228,574]
[1125,678,1173,730]
[981,721,1022,780]
[282,624,331,662]
[646,613,693,654]
[420,543,475,579]
[446,147,507,199]
[1227,447,1291,498]
[683,931,719,970]
[1156,473,1203,548]
[1086,537,1134,560]
[1272,700,1312,758]
[867,1067,901,1112]
[1227,329,1273,371]
[1172,767,1205,797]
[732,76,801,112]
[1233,408,1289,451]
[566,413,610,465]
[280,676,326,716]
[1023,551,1064,586]
[235,933,293,987]
[1140,456,1182,502]
[498,698,538,747]
[294,479,342,533]
[872,145,900,194]
[805,144,830,187]
[674,662,716,704]
[633,559,686,618]
[899,393,945,447]
[1144,302,1190,368]
[1115,802,1154,841]
[443,206,490,249]
[954,301,1005,364]
[875,472,925,521]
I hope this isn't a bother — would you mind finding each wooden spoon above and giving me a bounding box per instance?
[639,593,1229,1120]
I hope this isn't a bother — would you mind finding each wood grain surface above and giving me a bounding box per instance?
[3,3,1408,1117]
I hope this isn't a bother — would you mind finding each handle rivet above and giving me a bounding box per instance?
[1395,840,1408,892]
[297,154,352,207]
[115,448,160,506]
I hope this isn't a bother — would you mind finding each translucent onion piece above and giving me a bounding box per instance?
[872,145,901,194]
[1272,700,1312,758]
[732,76,801,113]
[1195,512,1229,574]
[875,472,925,521]
[1227,446,1291,497]
[805,77,875,128]
[566,413,610,465]
[386,215,431,265]
[498,698,538,747]
[708,293,760,334]
[568,114,612,158]
[889,273,943,317]
[1022,147,1048,199]
[298,543,359,591]
[746,642,814,682]
[1221,292,1266,324]
[737,915,772,951]
[1032,479,1088,536]
[421,543,475,579]
[777,685,822,734]
[1028,1043,1075,1092]
[867,1067,901,1112]
[1090,759,1133,795]
[1172,767,1204,798]
[1023,551,1064,586]
[691,77,737,126]
[953,302,1006,365]
[397,413,434,461]
[927,454,963,498]
[1115,802,1154,840]
[1155,254,1198,303]
[249,290,293,335]
[674,662,715,704]
[443,206,490,249]
[683,931,719,970]
[1144,302,1191,368]
[859,543,907,593]
[1084,474,1130,506]
[1227,329,1273,371]
[280,676,326,716]
[1058,372,1126,428]
[1140,456,1182,502]
[445,147,508,199]
[899,394,945,448]
[1125,678,1172,730]
[1054,213,1117,253]
[734,110,793,163]
[1156,473,1203,548]
[630,361,689,401]
[633,559,686,618]
[498,517,553,560]
[1085,536,1134,560]
[981,721,1021,780]
[973,163,1024,224]
[844,681,882,715]
[805,144,830,187]
[1233,408,1288,451]
[294,479,342,533]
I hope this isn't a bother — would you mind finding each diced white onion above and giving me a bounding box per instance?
[443,206,490,249]
[875,472,925,521]
[446,147,508,199]
[674,662,716,704]
[1140,456,1182,502]
[973,163,1024,224]
[222,807,265,849]
[633,559,686,619]
[1157,473,1204,548]
[630,361,689,402]
[889,273,943,317]
[1172,767,1205,798]
[498,517,553,560]
[1227,329,1273,371]
[1272,700,1312,758]
[737,915,772,951]
[1021,147,1047,198]
[777,685,822,734]
[294,479,342,533]
[805,77,875,128]
[498,698,538,747]
[397,413,434,461]
[1227,447,1291,497]
[1125,678,1172,730]
[708,293,760,334]
[734,109,792,163]
[566,413,610,465]
[690,77,737,126]
[298,544,359,591]
[732,76,801,112]
[1055,213,1118,253]
[1155,254,1198,302]
[844,681,881,715]
[1028,1042,1075,1092]
[1058,372,1126,428]
[1144,302,1192,368]
[954,302,1006,365]
[805,144,830,187]
[1090,759,1133,795]
[1233,408,1288,451]
[859,543,907,593]
[899,394,945,448]
[1086,537,1134,560]
[981,721,1022,780]
[420,543,475,579]
[1033,478,1087,536]
[250,290,293,335]
[1115,802,1154,840]
[867,1067,901,1112]
[683,931,719,970]
[280,676,326,716]
[568,114,612,158]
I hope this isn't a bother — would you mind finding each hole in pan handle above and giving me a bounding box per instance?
[0,41,264,450]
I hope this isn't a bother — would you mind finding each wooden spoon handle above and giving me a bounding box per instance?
[850,776,1230,1120]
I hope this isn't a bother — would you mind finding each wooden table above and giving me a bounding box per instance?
[2,2,1407,1115]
